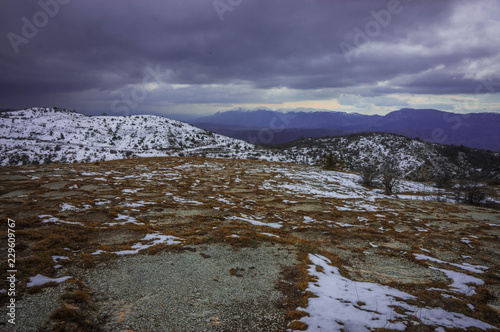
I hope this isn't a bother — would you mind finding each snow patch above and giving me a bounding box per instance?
[298,254,495,331]
[27,274,72,287]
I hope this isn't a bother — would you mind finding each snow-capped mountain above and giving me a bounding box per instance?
[0,107,288,166]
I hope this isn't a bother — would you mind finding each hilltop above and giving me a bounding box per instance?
[0,157,498,331]
[0,107,286,166]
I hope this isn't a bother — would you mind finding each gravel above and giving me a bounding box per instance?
[1,244,296,331]
[82,243,295,331]
[0,286,64,331]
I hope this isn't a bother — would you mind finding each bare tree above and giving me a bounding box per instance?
[322,153,336,170]
[381,158,400,195]
[454,173,488,206]
[453,156,490,206]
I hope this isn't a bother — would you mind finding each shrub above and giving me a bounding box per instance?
[454,177,489,206]
[322,153,344,171]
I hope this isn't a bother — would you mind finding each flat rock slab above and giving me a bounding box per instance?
[0,189,35,199]
[81,244,296,331]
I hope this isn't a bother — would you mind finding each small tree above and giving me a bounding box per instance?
[322,153,337,170]
[452,157,490,206]
[322,153,344,171]
[381,158,400,195]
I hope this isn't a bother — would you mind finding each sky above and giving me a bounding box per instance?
[1,0,500,118]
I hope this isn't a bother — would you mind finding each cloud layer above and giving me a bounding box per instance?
[1,0,499,115]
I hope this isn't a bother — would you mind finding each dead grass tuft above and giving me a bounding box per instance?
[50,304,80,322]
[275,248,317,329]
[61,290,91,304]
[229,267,245,277]
[288,320,308,330]
[286,310,309,321]
[49,303,100,332]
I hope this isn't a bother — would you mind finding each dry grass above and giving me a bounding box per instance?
[61,290,91,303]
[288,320,308,330]
[0,156,499,330]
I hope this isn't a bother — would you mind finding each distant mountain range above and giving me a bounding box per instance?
[191,108,500,151]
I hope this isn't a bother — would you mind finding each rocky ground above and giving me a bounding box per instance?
[0,157,498,331]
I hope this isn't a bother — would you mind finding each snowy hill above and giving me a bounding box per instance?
[0,107,288,166]
[278,133,500,181]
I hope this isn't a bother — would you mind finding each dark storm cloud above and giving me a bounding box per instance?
[0,0,499,112]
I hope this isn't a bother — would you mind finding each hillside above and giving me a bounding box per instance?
[0,157,498,331]
[0,107,287,166]
[278,133,500,181]
[192,108,500,151]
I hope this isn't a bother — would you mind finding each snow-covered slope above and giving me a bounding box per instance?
[278,133,500,180]
[0,107,288,166]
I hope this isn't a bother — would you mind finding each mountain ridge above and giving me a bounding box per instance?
[191,108,500,151]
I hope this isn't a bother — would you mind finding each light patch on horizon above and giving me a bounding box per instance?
[146,91,499,118]
[239,99,342,111]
